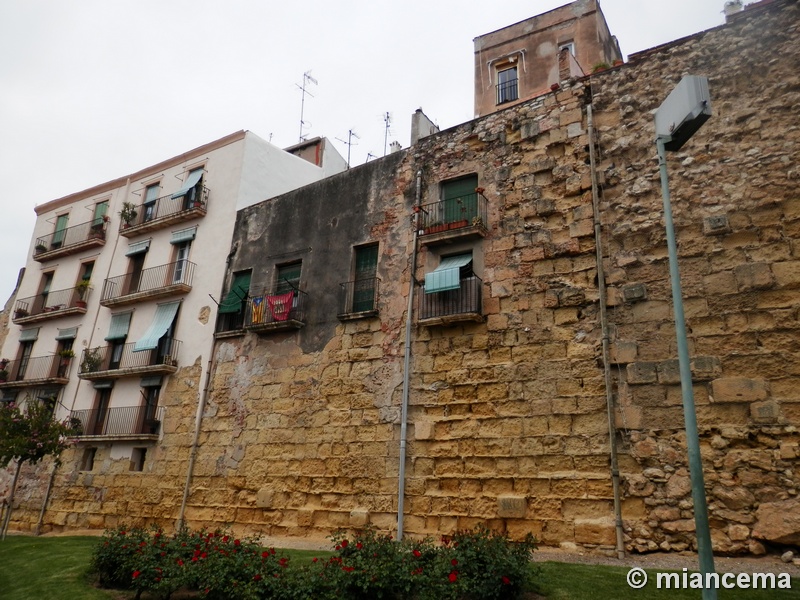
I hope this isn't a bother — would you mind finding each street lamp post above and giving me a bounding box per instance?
[654,75,716,600]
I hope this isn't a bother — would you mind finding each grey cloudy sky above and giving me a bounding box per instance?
[0,0,728,303]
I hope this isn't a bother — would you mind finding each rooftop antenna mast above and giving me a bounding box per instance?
[296,70,318,143]
[336,129,359,169]
[383,112,392,156]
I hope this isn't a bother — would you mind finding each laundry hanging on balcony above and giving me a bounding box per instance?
[267,291,294,321]
[250,296,265,324]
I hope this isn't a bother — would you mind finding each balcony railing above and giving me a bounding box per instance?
[69,405,164,438]
[34,219,108,261]
[101,260,195,307]
[78,338,180,379]
[0,355,72,387]
[120,188,208,237]
[215,310,247,336]
[418,193,488,239]
[246,289,307,333]
[419,275,483,324]
[12,287,89,324]
[338,278,379,319]
[496,78,519,104]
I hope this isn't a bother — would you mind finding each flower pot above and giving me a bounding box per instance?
[76,300,87,309]
[449,219,469,230]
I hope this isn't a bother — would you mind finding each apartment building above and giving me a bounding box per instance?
[0,131,342,479]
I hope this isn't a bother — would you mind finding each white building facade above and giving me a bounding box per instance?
[0,130,340,473]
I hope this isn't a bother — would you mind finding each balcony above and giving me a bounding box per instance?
[12,287,89,324]
[246,289,307,333]
[68,405,164,440]
[100,260,195,308]
[215,311,246,337]
[0,355,72,389]
[77,338,180,380]
[418,275,483,325]
[338,278,379,320]
[119,188,208,238]
[418,192,489,244]
[33,219,107,262]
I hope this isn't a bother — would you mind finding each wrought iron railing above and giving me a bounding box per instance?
[101,260,195,301]
[339,278,379,316]
[247,289,307,327]
[496,78,519,104]
[13,286,89,320]
[419,275,482,320]
[79,338,181,375]
[68,405,165,437]
[418,193,488,234]
[121,187,208,230]
[34,219,107,256]
[216,310,247,334]
[0,355,71,383]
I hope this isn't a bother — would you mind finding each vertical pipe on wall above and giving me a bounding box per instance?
[397,169,423,540]
[586,104,626,559]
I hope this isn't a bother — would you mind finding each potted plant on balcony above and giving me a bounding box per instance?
[80,348,102,373]
[58,349,75,361]
[119,202,138,228]
[34,242,48,254]
[0,369,8,383]
[13,307,28,320]
[74,280,92,308]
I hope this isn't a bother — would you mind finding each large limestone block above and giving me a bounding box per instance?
[752,499,800,545]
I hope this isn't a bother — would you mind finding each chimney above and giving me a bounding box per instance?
[724,0,743,21]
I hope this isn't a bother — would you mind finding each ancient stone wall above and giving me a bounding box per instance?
[590,0,800,554]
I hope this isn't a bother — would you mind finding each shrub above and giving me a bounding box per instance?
[91,524,536,600]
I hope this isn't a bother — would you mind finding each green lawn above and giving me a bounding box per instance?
[0,535,797,600]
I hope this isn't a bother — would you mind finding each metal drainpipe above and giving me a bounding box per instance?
[587,104,626,559]
[177,355,214,531]
[397,169,422,540]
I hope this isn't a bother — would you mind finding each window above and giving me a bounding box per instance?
[170,227,196,284]
[420,252,482,321]
[131,448,147,472]
[80,261,94,282]
[276,262,301,295]
[559,41,575,55]
[217,270,251,332]
[352,245,378,313]
[143,184,160,222]
[105,312,132,370]
[92,201,109,229]
[496,66,518,104]
[442,175,479,225]
[80,448,97,471]
[91,388,112,435]
[16,340,35,380]
[124,241,149,294]
[37,272,54,312]
[171,168,204,210]
[56,337,74,377]
[51,214,69,248]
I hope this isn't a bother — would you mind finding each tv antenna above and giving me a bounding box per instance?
[296,70,318,143]
[365,152,377,163]
[383,112,392,156]
[336,129,359,169]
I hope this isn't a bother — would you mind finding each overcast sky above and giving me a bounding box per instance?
[0,0,729,304]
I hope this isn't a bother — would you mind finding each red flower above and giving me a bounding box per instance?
[343,566,355,572]
[356,542,363,549]
[132,570,141,579]
[120,530,126,536]
[413,549,422,557]
[177,559,184,566]
[312,557,318,563]
[502,576,511,585]
[234,539,241,546]
[279,558,288,568]
[341,539,349,548]
[223,535,229,542]
[253,574,262,581]
[451,559,458,566]
[192,557,198,562]
[449,571,458,583]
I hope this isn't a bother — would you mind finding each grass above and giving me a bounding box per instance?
[0,535,797,599]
